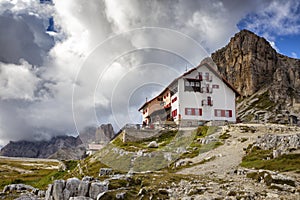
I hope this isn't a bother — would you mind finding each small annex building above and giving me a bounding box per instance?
[138,60,241,126]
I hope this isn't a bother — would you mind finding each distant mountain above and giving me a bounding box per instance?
[0,124,116,159]
[0,135,85,159]
[212,29,300,123]
[79,124,115,146]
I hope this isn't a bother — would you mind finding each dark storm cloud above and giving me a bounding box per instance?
[0,13,54,66]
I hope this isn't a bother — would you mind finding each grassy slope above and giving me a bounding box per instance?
[241,146,300,173]
[0,158,77,190]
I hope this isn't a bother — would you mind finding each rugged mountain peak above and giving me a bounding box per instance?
[95,124,115,143]
[212,29,300,123]
[212,29,279,96]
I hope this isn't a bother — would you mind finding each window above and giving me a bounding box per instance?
[215,110,222,117]
[214,109,232,118]
[205,72,209,81]
[212,84,219,89]
[225,110,232,117]
[185,108,192,115]
[184,79,201,92]
[195,108,202,116]
[207,96,213,106]
[206,84,210,93]
[172,96,177,103]
[172,109,177,118]
[185,108,202,116]
[197,72,203,81]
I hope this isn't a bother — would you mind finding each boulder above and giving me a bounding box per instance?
[2,184,35,193]
[89,181,109,199]
[65,177,80,197]
[45,184,53,200]
[116,192,126,199]
[147,141,158,148]
[99,168,113,176]
[82,176,94,182]
[78,181,90,197]
[52,180,65,200]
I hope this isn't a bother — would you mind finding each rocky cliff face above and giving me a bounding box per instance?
[211,30,300,122]
[0,135,84,159]
[95,124,115,143]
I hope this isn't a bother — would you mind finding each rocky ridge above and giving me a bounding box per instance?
[0,124,115,159]
[0,135,84,159]
[211,29,300,122]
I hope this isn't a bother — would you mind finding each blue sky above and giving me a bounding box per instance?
[276,35,300,58]
[237,0,300,59]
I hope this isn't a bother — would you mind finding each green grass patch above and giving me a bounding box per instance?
[133,152,168,172]
[199,141,223,154]
[112,130,178,152]
[0,158,64,190]
[219,132,231,140]
[241,147,300,172]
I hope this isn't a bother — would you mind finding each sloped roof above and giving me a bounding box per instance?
[138,60,241,111]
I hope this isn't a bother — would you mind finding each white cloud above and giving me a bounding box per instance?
[240,0,300,36]
[0,60,40,100]
[291,52,298,58]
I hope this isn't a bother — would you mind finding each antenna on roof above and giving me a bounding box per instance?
[185,64,188,72]
[146,97,148,102]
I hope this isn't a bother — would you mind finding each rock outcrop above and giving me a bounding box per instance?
[0,135,84,159]
[251,133,300,158]
[211,29,300,122]
[45,177,109,200]
[95,124,115,144]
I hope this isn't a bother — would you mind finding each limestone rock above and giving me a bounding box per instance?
[99,168,113,176]
[52,180,65,200]
[45,184,53,200]
[95,124,115,143]
[89,181,109,199]
[148,141,158,148]
[78,181,90,197]
[65,177,80,197]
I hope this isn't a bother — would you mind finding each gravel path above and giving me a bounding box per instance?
[177,124,274,177]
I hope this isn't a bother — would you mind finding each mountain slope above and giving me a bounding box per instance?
[0,135,84,159]
[211,29,300,123]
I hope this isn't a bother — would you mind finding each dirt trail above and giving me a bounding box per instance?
[177,124,272,177]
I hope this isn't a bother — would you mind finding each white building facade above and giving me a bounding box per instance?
[139,61,240,126]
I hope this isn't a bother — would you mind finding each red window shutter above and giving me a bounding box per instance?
[185,108,188,115]
[199,109,202,116]
[229,110,232,117]
[221,110,225,117]
[175,109,177,117]
[191,108,195,115]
